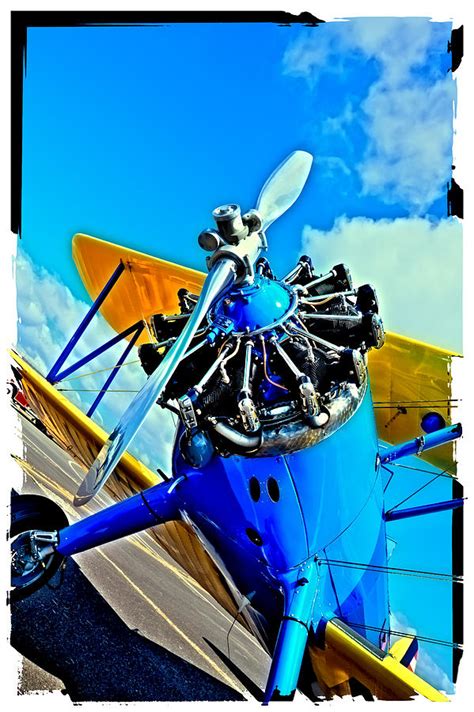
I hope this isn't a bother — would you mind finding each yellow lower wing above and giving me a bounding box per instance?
[309,618,448,701]
[11,345,458,695]
[11,350,156,494]
[10,350,249,628]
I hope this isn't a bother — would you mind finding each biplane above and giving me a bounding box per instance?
[10,151,463,702]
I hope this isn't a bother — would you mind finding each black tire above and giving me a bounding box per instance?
[34,418,48,435]
[10,493,69,602]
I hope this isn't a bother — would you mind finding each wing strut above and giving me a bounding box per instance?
[380,423,461,464]
[47,260,125,382]
[385,498,464,522]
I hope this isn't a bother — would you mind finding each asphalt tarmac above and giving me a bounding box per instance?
[9,412,273,703]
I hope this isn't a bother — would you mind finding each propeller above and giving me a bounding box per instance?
[256,150,313,231]
[74,149,314,506]
[74,260,236,506]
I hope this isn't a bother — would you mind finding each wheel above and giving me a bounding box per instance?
[10,493,68,602]
[34,417,48,435]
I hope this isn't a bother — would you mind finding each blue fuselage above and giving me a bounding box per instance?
[173,386,389,651]
[56,271,391,699]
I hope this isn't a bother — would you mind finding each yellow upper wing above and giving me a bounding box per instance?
[72,233,206,345]
[368,332,460,472]
[72,232,460,470]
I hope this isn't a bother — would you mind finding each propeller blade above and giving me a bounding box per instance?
[74,259,236,506]
[256,150,313,231]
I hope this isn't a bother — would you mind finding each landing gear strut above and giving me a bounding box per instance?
[10,493,68,602]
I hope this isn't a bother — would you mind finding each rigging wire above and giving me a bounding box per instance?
[343,621,462,650]
[57,330,206,384]
[374,405,457,410]
[388,462,457,480]
[58,388,140,393]
[382,465,395,493]
[374,399,460,405]
[320,559,462,584]
[59,358,142,382]
[385,472,446,515]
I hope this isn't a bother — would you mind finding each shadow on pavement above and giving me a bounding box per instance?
[203,636,321,704]
[10,557,245,702]
[203,636,264,702]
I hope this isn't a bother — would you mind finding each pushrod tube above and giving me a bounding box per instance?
[289,324,344,354]
[304,269,335,291]
[282,264,301,283]
[303,313,362,323]
[271,338,303,378]
[194,342,233,392]
[304,290,356,303]
[242,340,254,394]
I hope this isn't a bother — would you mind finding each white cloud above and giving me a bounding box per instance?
[15,249,175,475]
[320,102,356,141]
[317,155,351,178]
[390,611,454,694]
[302,216,462,352]
[359,75,455,210]
[416,651,455,696]
[283,18,455,212]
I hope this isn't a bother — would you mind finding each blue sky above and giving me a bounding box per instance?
[21,21,461,350]
[16,18,460,691]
